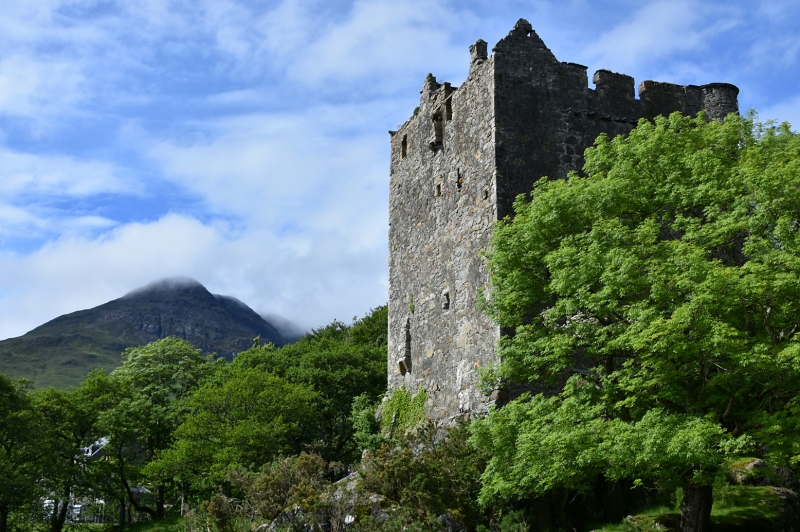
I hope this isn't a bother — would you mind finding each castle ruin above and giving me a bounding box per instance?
[387,19,739,421]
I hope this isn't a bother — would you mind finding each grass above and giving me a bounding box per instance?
[590,485,787,531]
[97,513,185,532]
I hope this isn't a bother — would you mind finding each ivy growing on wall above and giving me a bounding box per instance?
[381,386,427,433]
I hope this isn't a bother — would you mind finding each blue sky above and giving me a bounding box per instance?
[1,0,799,339]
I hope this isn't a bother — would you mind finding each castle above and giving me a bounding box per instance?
[387,19,739,421]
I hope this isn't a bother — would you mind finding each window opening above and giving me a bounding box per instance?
[457,168,463,191]
[445,98,453,121]
[435,183,442,197]
[442,290,450,310]
[483,189,489,200]
[401,135,408,158]
[398,318,412,375]
[430,113,443,150]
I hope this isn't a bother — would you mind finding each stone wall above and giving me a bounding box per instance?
[387,18,740,421]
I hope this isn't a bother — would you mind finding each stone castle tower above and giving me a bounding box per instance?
[387,19,739,421]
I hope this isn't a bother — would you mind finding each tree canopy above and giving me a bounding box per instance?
[472,112,800,532]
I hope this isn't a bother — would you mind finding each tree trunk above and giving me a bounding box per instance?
[50,486,71,532]
[50,498,70,532]
[156,485,165,520]
[181,487,188,517]
[681,481,713,532]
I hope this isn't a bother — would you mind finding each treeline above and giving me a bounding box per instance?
[0,307,390,532]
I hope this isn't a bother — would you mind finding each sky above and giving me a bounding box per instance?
[1,0,799,340]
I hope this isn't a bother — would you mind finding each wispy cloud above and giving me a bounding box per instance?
[0,0,798,343]
[0,150,131,198]
[0,213,386,340]
[579,0,741,80]
[760,94,800,131]
[0,55,87,121]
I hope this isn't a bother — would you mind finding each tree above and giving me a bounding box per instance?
[0,376,44,532]
[97,337,214,521]
[233,306,388,463]
[34,383,104,532]
[146,363,318,493]
[472,113,800,532]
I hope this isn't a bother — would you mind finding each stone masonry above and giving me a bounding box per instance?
[387,19,739,421]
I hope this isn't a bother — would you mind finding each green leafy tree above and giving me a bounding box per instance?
[97,337,215,521]
[234,306,388,463]
[473,113,800,532]
[33,383,105,532]
[0,375,44,532]
[147,363,318,491]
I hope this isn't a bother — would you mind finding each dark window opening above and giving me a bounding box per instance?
[401,135,408,158]
[457,168,463,190]
[483,189,489,200]
[442,291,450,310]
[445,99,453,121]
[435,183,442,197]
[405,319,411,356]
[400,318,412,375]
[430,113,443,150]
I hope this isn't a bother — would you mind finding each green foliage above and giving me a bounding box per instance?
[33,382,106,532]
[231,306,388,463]
[381,387,427,433]
[476,112,800,518]
[148,365,318,486]
[1,306,388,529]
[0,375,42,532]
[350,393,384,452]
[184,453,356,532]
[96,337,216,520]
[359,422,489,530]
[592,485,789,531]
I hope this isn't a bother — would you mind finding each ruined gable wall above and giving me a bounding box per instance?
[491,19,739,220]
[388,47,499,420]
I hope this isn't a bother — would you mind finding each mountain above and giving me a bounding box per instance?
[0,277,288,388]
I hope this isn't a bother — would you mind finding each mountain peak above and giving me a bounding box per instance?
[122,276,207,298]
[0,277,290,388]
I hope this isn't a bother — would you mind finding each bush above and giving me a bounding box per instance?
[358,421,488,530]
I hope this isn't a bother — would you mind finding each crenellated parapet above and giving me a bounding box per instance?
[639,80,739,121]
[388,18,740,422]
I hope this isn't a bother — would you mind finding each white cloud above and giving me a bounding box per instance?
[579,0,740,76]
[0,203,46,236]
[0,0,797,351]
[289,0,460,86]
[0,55,87,119]
[144,103,389,240]
[748,35,800,69]
[0,149,132,198]
[0,213,386,341]
[760,94,800,131]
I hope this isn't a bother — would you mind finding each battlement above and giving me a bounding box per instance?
[407,19,738,128]
[388,19,740,421]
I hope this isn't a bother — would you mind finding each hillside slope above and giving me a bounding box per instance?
[0,277,287,388]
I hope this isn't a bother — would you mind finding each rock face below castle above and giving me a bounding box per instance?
[387,19,739,421]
